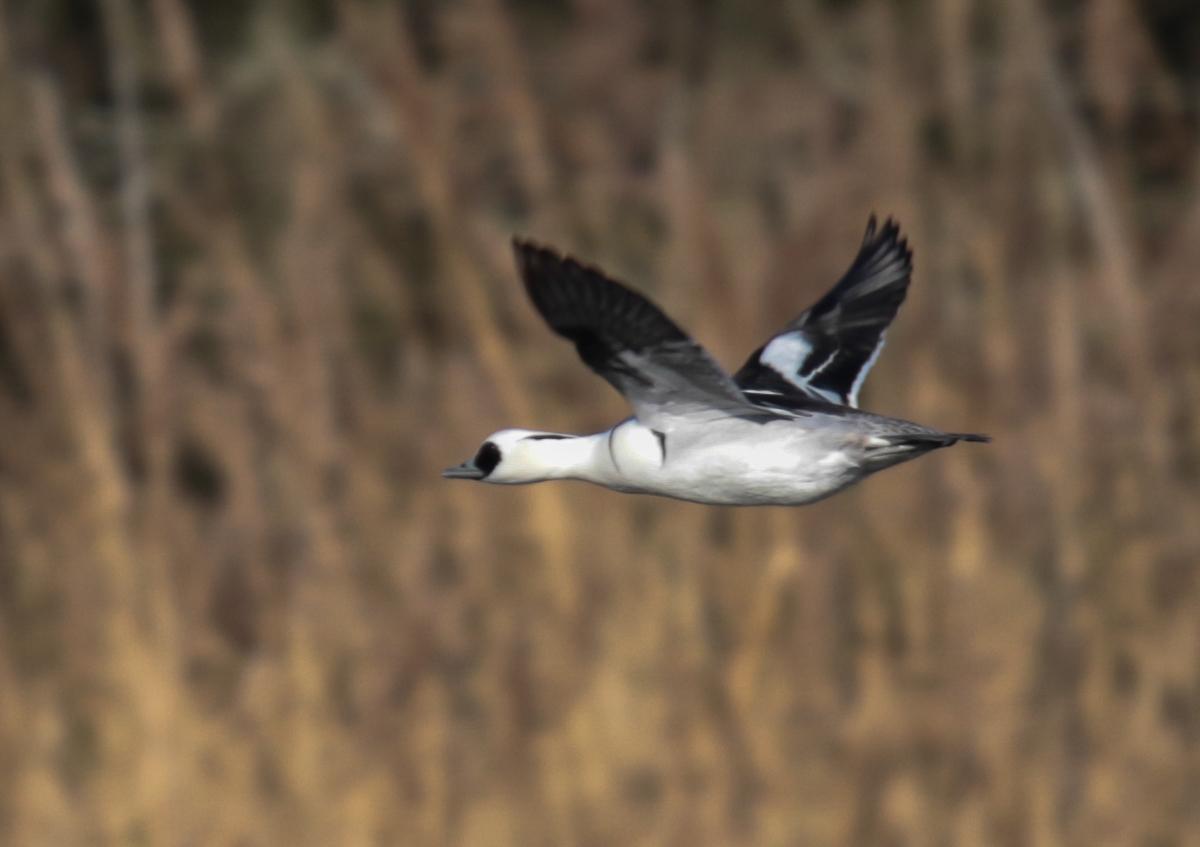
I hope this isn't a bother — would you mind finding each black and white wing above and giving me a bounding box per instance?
[514,240,766,430]
[734,217,912,408]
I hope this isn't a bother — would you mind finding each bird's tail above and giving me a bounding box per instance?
[948,432,991,444]
[863,430,990,471]
[878,431,991,450]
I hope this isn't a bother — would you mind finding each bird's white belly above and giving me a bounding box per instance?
[600,419,862,506]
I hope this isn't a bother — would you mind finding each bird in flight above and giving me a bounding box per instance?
[444,218,988,506]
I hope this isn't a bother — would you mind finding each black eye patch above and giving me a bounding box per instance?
[474,441,502,476]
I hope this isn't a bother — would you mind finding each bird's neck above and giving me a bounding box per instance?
[519,433,608,481]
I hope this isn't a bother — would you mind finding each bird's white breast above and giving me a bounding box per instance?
[591,416,864,506]
[606,419,665,476]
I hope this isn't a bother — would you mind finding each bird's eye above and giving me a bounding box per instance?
[474,442,501,476]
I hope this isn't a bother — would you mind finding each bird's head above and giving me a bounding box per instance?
[443,429,581,484]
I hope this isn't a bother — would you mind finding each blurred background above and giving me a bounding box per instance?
[0,0,1198,845]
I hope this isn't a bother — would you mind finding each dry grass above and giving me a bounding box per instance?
[0,0,1198,845]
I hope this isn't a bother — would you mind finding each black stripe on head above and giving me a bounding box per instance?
[474,441,502,476]
[524,433,571,441]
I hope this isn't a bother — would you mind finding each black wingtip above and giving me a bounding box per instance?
[512,235,568,264]
[863,214,878,243]
[512,236,554,279]
[512,235,545,254]
[862,213,901,237]
[512,237,601,294]
[861,215,911,267]
[511,237,581,310]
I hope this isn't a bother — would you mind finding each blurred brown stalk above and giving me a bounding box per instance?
[0,1,1197,845]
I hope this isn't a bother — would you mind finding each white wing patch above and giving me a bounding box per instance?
[846,332,887,408]
[758,332,813,377]
[758,331,843,404]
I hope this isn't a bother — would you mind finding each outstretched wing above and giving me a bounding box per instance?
[735,216,912,408]
[514,240,766,429]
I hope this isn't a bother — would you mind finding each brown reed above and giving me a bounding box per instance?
[0,1,1196,846]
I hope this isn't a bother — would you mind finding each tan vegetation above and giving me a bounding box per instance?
[0,0,1197,844]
